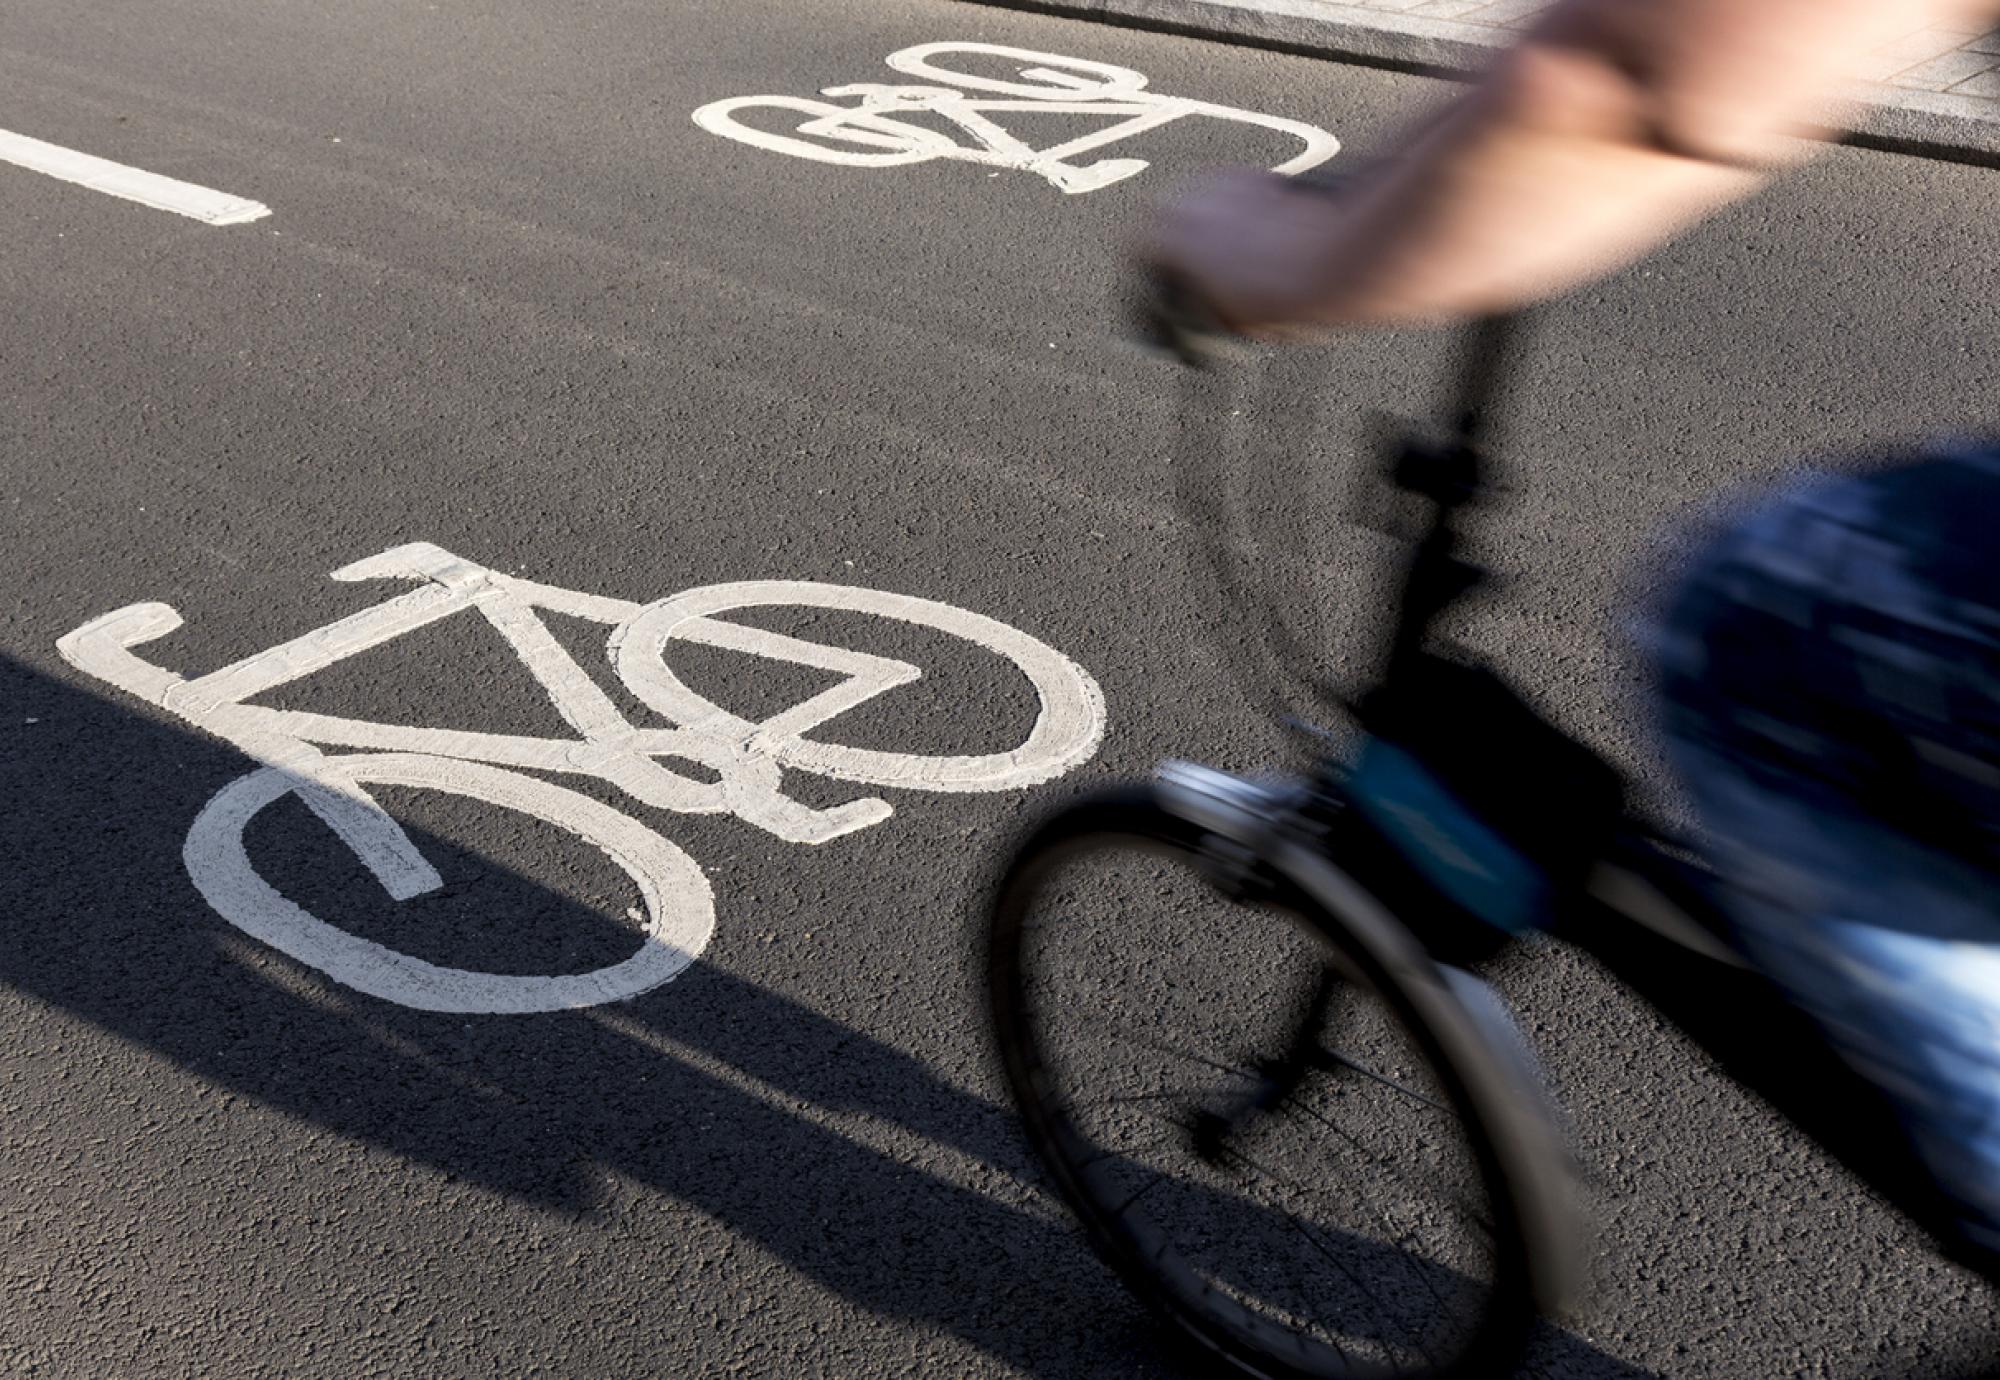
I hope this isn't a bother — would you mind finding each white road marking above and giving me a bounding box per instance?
[184,754,713,1014]
[58,542,1107,1014]
[613,580,1106,791]
[693,41,1339,194]
[0,128,270,225]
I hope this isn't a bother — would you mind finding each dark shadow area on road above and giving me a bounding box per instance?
[3,650,1685,1378]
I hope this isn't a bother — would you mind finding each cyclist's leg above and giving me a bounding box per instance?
[1666,747,2000,1242]
[1652,444,2000,1249]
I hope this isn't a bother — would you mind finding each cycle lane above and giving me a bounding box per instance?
[4,0,2000,1374]
[0,8,1412,1373]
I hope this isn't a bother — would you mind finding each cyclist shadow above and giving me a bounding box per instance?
[0,654,1680,1379]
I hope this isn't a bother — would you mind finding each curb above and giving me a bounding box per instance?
[963,0,2000,169]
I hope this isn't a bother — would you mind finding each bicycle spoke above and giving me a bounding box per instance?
[999,807,1529,1376]
[1281,1092,1497,1243]
[1070,1087,1210,1109]
[1038,939,1494,1256]
[1227,1146,1444,1369]
[1312,1046,1449,1113]
[1229,1141,1457,1363]
[1059,1011,1264,1086]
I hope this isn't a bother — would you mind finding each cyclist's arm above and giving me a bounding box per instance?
[1150,0,2000,328]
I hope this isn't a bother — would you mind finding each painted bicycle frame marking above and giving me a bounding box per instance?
[693,41,1341,193]
[58,542,1105,1013]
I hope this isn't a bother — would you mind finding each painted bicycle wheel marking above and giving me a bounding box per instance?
[58,542,1106,1013]
[693,41,1340,194]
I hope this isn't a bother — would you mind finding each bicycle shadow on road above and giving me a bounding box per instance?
[0,652,1680,1379]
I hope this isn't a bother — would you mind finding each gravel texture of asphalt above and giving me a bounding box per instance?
[4,0,2000,1375]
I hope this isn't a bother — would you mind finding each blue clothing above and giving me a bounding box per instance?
[1654,444,2000,1251]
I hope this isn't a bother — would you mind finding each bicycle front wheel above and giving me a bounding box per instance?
[987,788,1543,1379]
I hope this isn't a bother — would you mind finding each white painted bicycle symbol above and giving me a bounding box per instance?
[58,543,1105,1015]
[693,41,1341,194]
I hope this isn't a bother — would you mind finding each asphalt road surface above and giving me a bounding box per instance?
[5,0,2000,1376]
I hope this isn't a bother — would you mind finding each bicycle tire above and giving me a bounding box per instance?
[987,786,1553,1380]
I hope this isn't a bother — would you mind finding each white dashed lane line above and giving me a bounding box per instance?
[0,127,269,225]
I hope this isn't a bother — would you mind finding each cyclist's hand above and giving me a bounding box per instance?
[1140,167,1349,338]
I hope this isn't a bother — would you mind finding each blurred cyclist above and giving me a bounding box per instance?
[1145,0,2000,1255]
